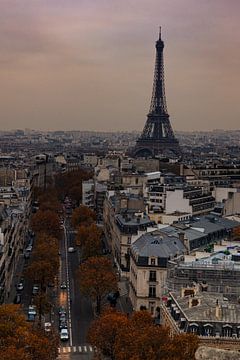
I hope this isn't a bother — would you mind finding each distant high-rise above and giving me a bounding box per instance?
[134,28,181,158]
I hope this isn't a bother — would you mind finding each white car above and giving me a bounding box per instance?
[60,328,69,341]
[17,282,24,291]
[44,322,52,332]
[68,247,76,253]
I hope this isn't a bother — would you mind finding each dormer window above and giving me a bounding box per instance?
[150,258,156,266]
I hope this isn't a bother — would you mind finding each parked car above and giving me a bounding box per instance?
[24,252,30,259]
[26,245,32,252]
[27,305,36,321]
[14,294,21,304]
[60,328,69,341]
[44,322,52,332]
[32,285,39,295]
[16,282,24,291]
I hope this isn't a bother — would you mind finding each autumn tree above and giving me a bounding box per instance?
[88,309,199,360]
[76,223,102,259]
[31,209,61,238]
[72,205,96,229]
[0,304,58,360]
[87,308,128,360]
[33,292,52,326]
[25,241,59,290]
[55,168,93,203]
[78,257,118,314]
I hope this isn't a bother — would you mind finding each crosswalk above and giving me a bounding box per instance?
[58,345,94,354]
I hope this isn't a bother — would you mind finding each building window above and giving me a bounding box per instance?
[149,271,156,282]
[223,325,232,337]
[150,258,156,266]
[149,285,156,298]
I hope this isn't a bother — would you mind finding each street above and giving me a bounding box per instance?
[58,217,94,360]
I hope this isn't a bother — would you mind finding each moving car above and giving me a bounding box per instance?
[58,306,66,315]
[60,282,67,290]
[59,320,68,330]
[68,247,76,253]
[60,328,69,341]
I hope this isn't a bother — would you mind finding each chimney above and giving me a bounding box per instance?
[215,299,222,320]
[178,232,190,254]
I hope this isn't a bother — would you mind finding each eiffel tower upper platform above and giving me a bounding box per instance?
[134,28,181,158]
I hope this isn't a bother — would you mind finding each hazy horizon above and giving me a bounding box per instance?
[1,0,240,132]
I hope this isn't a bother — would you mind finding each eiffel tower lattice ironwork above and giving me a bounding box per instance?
[134,28,181,158]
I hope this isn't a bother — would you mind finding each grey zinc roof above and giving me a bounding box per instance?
[131,231,185,258]
[160,226,206,241]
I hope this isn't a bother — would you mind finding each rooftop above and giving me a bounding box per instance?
[171,291,240,323]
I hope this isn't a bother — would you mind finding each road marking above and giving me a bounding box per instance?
[84,345,87,352]
[78,346,82,352]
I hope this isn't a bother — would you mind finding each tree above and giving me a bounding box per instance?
[0,304,58,360]
[87,308,128,360]
[31,210,61,238]
[33,292,52,326]
[76,224,102,259]
[54,168,93,202]
[72,205,96,229]
[88,309,199,360]
[78,257,118,314]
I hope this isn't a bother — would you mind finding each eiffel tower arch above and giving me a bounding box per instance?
[134,28,181,158]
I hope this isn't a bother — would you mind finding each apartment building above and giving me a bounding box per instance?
[129,230,185,316]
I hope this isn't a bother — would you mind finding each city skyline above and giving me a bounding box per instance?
[1,0,240,132]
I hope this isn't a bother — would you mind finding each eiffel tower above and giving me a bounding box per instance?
[134,28,181,158]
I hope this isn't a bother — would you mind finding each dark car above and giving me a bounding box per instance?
[14,294,21,304]
[59,313,67,322]
[59,320,68,330]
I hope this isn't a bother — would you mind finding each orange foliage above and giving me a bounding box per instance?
[76,224,102,259]
[78,257,118,314]
[31,209,61,238]
[72,205,96,228]
[55,169,93,203]
[88,309,199,360]
[0,304,58,360]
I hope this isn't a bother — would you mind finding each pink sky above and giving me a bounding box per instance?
[0,0,239,131]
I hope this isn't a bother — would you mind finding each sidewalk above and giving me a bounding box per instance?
[117,277,133,314]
